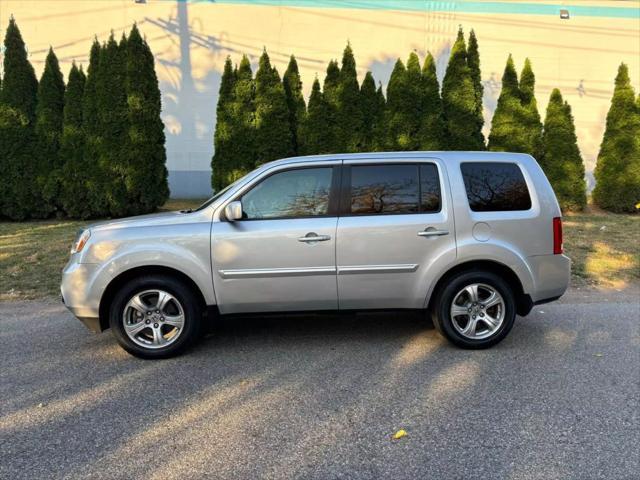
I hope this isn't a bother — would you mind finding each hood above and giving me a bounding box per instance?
[87,210,196,232]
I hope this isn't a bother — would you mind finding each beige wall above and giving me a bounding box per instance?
[2,0,639,196]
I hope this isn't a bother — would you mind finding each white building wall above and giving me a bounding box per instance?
[2,0,639,197]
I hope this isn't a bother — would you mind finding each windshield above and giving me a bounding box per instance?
[193,176,244,212]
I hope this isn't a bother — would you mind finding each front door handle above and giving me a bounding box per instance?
[418,228,449,237]
[298,232,331,243]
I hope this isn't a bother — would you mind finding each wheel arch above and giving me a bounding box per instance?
[98,265,208,331]
[426,260,533,316]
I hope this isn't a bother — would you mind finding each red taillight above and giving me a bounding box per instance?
[553,217,563,254]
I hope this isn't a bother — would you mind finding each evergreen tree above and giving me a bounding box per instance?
[81,39,109,217]
[385,58,415,150]
[404,52,424,150]
[322,59,340,152]
[360,71,385,151]
[441,28,484,150]
[228,55,256,180]
[488,55,526,152]
[0,17,38,219]
[124,24,169,214]
[336,43,363,152]
[419,52,446,150]
[323,59,340,109]
[519,58,543,157]
[33,47,65,218]
[96,33,129,217]
[299,77,334,155]
[489,56,543,157]
[254,49,293,166]
[212,56,237,191]
[467,29,484,138]
[0,17,38,122]
[593,63,640,212]
[540,89,586,211]
[283,55,305,155]
[60,63,92,218]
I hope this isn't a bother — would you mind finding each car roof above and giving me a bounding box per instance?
[262,151,534,168]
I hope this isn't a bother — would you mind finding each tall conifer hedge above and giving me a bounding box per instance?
[60,63,91,218]
[0,18,38,220]
[299,77,334,155]
[336,43,363,152]
[593,64,640,213]
[34,48,65,218]
[283,55,306,155]
[441,28,485,150]
[124,24,169,214]
[540,89,586,211]
[254,50,293,167]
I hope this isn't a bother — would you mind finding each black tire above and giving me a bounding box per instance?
[109,274,204,359]
[431,270,516,349]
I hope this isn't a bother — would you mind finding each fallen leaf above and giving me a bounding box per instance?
[593,353,603,357]
[392,429,407,440]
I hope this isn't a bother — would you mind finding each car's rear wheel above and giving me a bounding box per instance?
[432,271,516,349]
[109,275,204,359]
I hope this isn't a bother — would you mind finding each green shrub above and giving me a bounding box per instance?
[593,63,640,213]
[540,89,586,211]
[283,55,306,155]
[34,48,65,218]
[359,71,385,152]
[60,63,93,218]
[254,50,293,166]
[0,17,38,220]
[419,52,446,150]
[123,24,169,214]
[442,28,485,150]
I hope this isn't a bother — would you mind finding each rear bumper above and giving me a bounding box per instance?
[527,254,571,303]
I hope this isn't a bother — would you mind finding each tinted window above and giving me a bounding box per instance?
[242,167,332,219]
[461,162,531,211]
[350,165,419,214]
[420,164,441,212]
[349,163,441,215]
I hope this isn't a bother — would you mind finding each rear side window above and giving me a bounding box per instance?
[460,162,531,212]
[420,164,441,212]
[348,163,441,215]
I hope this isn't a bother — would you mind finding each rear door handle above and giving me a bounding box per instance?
[298,232,331,243]
[418,228,449,237]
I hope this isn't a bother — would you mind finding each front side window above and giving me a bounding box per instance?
[349,163,441,215]
[461,162,532,212]
[241,167,333,219]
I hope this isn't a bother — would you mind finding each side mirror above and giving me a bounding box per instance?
[224,200,243,221]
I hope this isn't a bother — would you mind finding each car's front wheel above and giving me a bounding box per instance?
[109,275,204,359]
[432,270,516,349]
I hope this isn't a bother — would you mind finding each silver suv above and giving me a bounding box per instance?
[62,152,570,358]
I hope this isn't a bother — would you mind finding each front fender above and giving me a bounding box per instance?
[96,245,216,305]
[81,222,216,308]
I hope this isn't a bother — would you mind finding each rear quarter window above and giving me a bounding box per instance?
[460,162,532,212]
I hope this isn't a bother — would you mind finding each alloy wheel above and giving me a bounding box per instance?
[450,283,505,340]
[122,289,185,349]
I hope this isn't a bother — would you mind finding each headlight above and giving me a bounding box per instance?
[71,229,91,254]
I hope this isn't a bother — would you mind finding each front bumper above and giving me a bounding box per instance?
[60,260,104,332]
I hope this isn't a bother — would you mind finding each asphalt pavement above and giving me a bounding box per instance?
[1,286,638,480]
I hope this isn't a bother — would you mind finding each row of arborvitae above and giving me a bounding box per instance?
[0,18,168,220]
[212,28,640,213]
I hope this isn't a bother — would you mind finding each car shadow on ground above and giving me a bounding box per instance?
[2,296,638,479]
